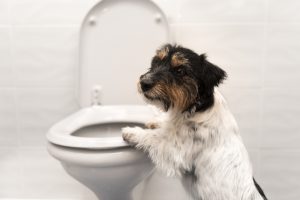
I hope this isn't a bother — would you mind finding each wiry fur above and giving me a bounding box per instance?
[122,44,267,200]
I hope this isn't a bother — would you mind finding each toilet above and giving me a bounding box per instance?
[46,0,169,200]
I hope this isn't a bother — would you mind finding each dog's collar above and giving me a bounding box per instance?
[186,95,214,114]
[186,101,202,114]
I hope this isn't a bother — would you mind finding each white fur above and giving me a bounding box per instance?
[122,90,263,200]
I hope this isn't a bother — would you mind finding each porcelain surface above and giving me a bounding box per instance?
[47,105,158,149]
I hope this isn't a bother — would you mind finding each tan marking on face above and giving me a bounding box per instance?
[156,46,169,60]
[166,79,198,110]
[145,82,169,106]
[150,83,166,97]
[144,78,198,111]
[171,52,189,68]
[169,86,187,109]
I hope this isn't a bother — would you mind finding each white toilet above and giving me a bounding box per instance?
[46,0,169,199]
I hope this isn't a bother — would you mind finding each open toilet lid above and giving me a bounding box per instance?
[78,0,170,107]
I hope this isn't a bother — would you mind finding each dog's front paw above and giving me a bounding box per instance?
[122,127,143,145]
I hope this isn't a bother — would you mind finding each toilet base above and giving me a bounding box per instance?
[47,141,154,200]
[59,159,153,200]
[93,191,133,200]
[62,163,148,200]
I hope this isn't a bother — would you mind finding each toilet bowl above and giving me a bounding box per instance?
[46,0,170,199]
[47,105,157,200]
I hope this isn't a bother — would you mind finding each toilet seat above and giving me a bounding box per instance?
[47,0,169,150]
[47,105,157,149]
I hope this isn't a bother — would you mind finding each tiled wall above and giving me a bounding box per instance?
[0,0,300,199]
[0,0,99,199]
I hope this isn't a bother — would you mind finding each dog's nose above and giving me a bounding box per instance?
[140,79,154,92]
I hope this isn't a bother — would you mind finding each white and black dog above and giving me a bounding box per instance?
[122,44,267,200]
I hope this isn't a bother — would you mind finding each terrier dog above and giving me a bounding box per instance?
[122,44,267,200]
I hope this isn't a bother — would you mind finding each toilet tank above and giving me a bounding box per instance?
[78,0,170,107]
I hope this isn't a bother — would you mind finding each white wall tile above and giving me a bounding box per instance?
[0,0,10,25]
[261,88,300,149]
[0,148,22,198]
[260,150,300,200]
[152,0,179,23]
[19,147,96,199]
[0,27,13,87]
[220,87,262,149]
[178,0,266,23]
[11,0,98,25]
[0,89,18,147]
[16,88,78,147]
[168,24,181,43]
[265,24,300,88]
[176,24,264,87]
[12,27,78,87]
[268,0,300,22]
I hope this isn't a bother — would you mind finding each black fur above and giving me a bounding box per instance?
[191,54,227,112]
[141,44,227,112]
[253,178,268,200]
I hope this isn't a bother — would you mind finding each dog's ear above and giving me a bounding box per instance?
[198,54,227,88]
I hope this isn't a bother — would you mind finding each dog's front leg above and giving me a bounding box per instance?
[122,126,145,145]
[122,126,160,148]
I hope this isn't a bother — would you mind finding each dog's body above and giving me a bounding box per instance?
[122,44,267,200]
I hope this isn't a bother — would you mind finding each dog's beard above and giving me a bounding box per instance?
[138,82,170,111]
[142,92,170,112]
[137,78,199,112]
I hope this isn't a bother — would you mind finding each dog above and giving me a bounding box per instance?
[122,44,267,200]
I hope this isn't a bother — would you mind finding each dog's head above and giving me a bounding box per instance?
[138,44,227,112]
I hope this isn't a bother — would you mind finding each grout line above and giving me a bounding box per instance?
[1,85,294,90]
[7,0,25,194]
[0,199,84,200]
[259,148,300,152]
[170,22,267,26]
[11,24,81,28]
[7,0,19,148]
[0,86,75,90]
[256,0,270,179]
[170,21,300,27]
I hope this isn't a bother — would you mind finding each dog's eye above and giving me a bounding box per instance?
[175,68,185,76]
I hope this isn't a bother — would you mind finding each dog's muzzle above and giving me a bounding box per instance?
[140,74,155,92]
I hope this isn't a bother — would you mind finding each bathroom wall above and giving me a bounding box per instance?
[0,0,300,199]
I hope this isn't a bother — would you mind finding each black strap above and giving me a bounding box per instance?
[253,178,268,200]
